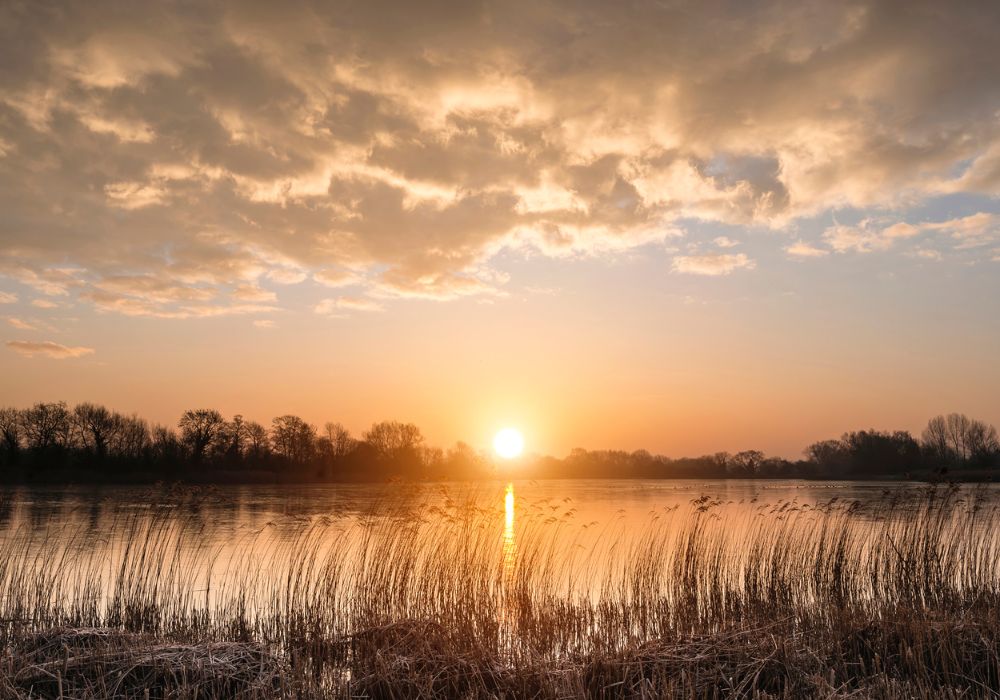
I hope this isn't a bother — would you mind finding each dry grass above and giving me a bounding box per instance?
[0,483,999,698]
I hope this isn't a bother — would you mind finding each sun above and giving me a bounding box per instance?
[493,428,524,459]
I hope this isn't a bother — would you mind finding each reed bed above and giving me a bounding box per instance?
[1,484,999,698]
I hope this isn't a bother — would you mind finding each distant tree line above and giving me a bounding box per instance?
[0,402,490,483]
[0,403,997,483]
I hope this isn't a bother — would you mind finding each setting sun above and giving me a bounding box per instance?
[493,428,525,459]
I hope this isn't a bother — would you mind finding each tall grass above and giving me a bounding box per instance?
[1,483,1000,697]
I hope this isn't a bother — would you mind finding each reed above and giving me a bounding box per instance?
[1,483,999,698]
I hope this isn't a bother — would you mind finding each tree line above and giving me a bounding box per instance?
[0,402,997,483]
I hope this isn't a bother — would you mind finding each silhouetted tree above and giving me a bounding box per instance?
[22,402,71,452]
[111,414,150,460]
[363,421,424,475]
[805,439,850,477]
[271,415,316,465]
[323,422,354,459]
[178,409,225,464]
[729,450,765,477]
[151,424,184,465]
[922,413,999,467]
[245,421,270,460]
[0,407,21,464]
[73,403,119,459]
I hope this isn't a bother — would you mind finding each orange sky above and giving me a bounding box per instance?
[1,1,999,457]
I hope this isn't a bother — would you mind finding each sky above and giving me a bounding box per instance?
[1,0,999,458]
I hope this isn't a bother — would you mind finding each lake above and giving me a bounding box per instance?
[2,478,996,619]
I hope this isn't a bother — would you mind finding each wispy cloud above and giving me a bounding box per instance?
[6,340,95,359]
[6,317,37,330]
[313,270,363,288]
[785,241,829,258]
[820,213,999,256]
[672,254,755,276]
[0,292,17,304]
[315,297,384,315]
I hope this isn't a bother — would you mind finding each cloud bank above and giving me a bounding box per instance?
[1,0,999,314]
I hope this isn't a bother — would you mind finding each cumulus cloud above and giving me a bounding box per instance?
[1,0,999,311]
[6,340,95,359]
[672,253,755,276]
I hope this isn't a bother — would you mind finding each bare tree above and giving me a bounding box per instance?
[21,402,71,452]
[922,415,950,459]
[150,424,183,463]
[729,450,765,476]
[323,422,354,459]
[923,413,1000,463]
[245,421,270,459]
[271,415,316,464]
[73,403,121,458]
[111,414,150,460]
[363,421,423,459]
[967,419,1000,463]
[0,407,22,461]
[944,413,973,461]
[178,409,225,463]
[222,414,249,459]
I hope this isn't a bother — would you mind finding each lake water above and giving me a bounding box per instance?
[1,479,997,628]
[0,478,968,533]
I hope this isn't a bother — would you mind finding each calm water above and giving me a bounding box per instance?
[1,479,996,613]
[0,478,971,532]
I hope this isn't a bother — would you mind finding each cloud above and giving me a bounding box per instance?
[909,248,942,261]
[231,284,277,303]
[253,319,276,329]
[6,340,95,359]
[30,299,58,309]
[6,317,36,330]
[315,296,383,314]
[713,236,739,249]
[313,269,363,288]
[921,212,998,248]
[0,292,16,304]
[822,223,894,254]
[819,212,998,255]
[1,0,1000,311]
[785,241,829,258]
[672,253,755,276]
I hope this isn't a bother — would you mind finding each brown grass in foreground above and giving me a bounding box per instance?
[0,484,999,698]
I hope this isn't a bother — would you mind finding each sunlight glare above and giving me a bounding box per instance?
[494,428,524,459]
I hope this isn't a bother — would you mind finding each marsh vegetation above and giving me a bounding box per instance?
[2,482,1000,697]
